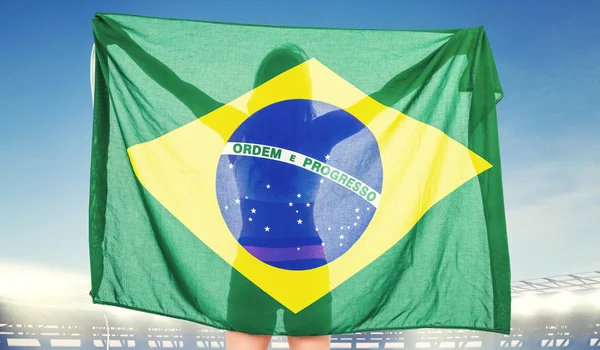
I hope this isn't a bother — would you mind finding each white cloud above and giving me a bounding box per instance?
[0,261,91,308]
[501,123,600,280]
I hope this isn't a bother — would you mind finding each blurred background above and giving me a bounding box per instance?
[1,263,599,349]
[1,0,599,349]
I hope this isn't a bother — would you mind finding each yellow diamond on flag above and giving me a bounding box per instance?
[127,58,491,313]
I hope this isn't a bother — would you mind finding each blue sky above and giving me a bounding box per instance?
[0,0,598,281]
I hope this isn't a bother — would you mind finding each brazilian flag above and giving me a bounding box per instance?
[90,13,510,336]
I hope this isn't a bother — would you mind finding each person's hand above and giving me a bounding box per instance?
[94,17,134,48]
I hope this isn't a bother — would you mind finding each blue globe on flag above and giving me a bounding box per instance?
[216,99,383,270]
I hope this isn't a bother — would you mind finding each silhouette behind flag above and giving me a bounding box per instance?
[90,13,510,336]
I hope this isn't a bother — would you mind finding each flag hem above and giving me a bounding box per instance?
[95,12,470,34]
[91,298,511,335]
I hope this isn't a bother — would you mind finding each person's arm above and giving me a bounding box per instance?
[310,109,365,148]
[94,16,223,118]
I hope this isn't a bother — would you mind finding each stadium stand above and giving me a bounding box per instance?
[0,270,599,350]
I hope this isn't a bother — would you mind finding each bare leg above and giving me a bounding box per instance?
[288,336,331,350]
[226,331,272,350]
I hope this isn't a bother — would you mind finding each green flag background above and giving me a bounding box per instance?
[90,13,510,335]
